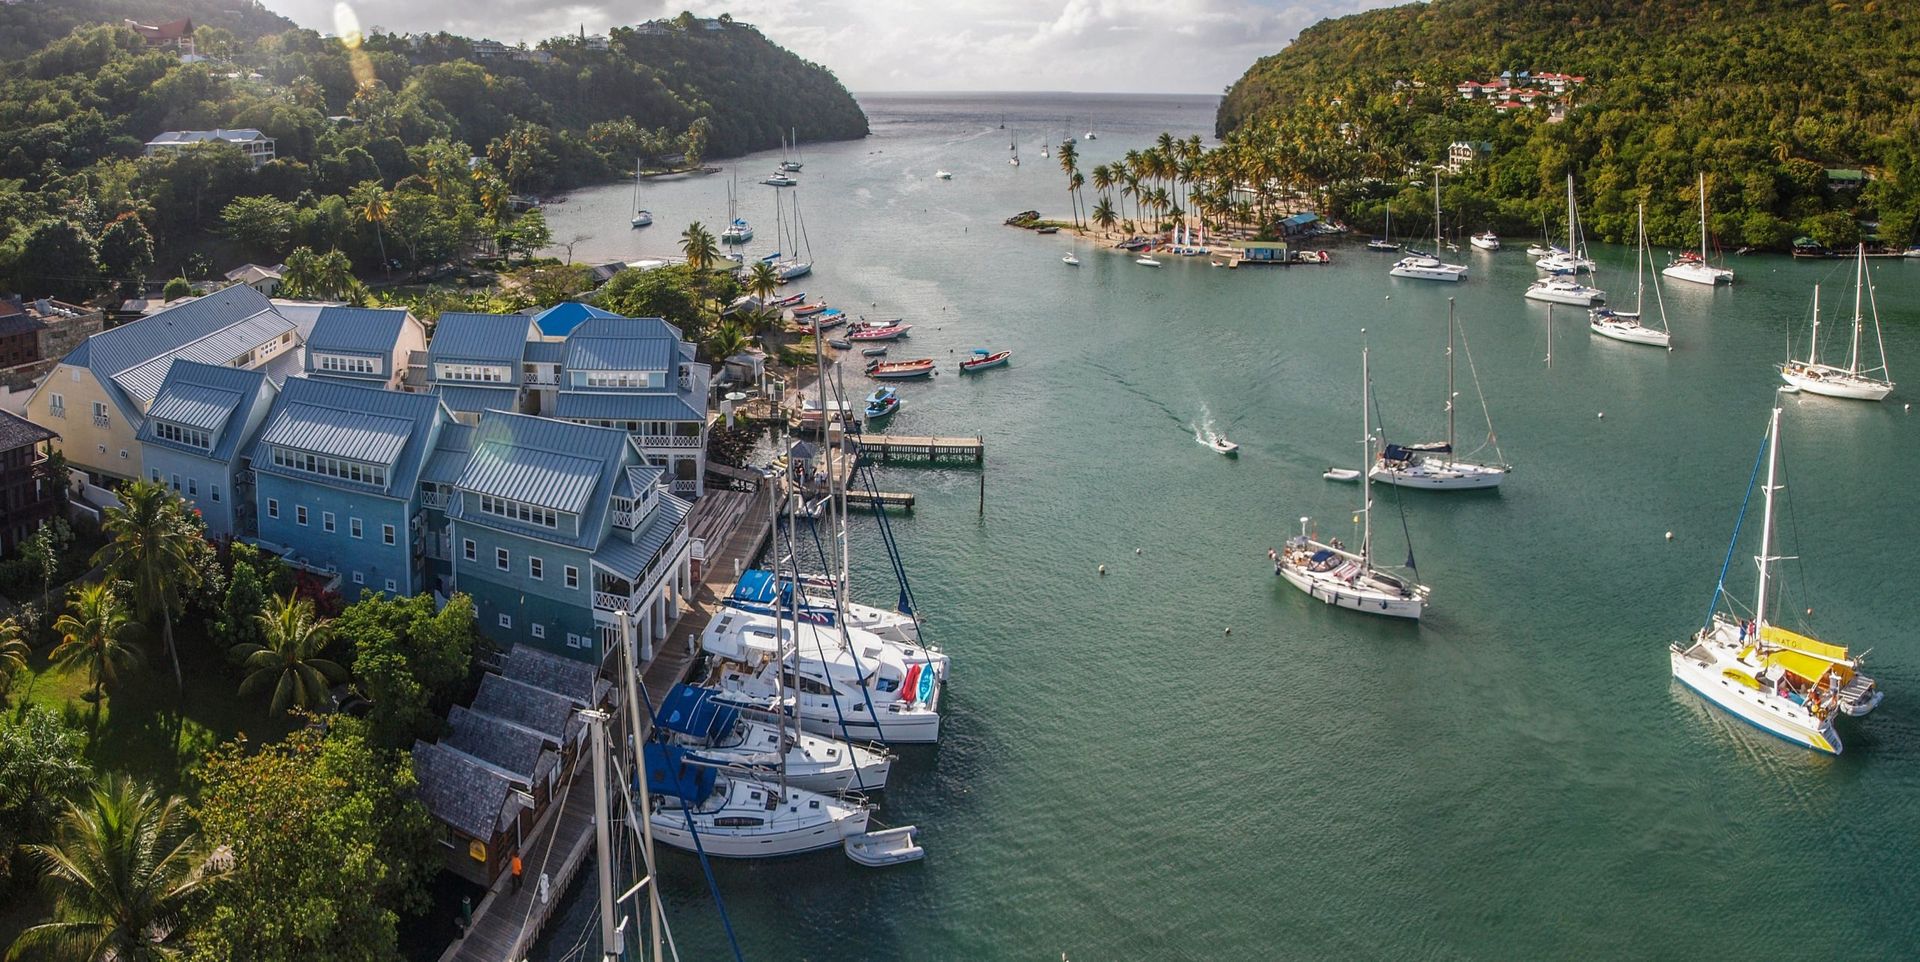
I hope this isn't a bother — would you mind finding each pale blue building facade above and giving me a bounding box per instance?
[135,359,278,540]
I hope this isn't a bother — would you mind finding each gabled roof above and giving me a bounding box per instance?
[592,492,691,579]
[553,391,703,423]
[433,384,521,416]
[63,286,281,421]
[422,422,475,485]
[249,378,446,495]
[523,341,568,363]
[445,705,555,784]
[426,313,532,367]
[564,334,675,371]
[0,409,57,451]
[306,306,411,357]
[410,742,519,839]
[471,674,578,743]
[567,315,684,345]
[146,128,271,147]
[224,263,283,284]
[532,302,624,338]
[112,310,295,409]
[136,360,273,461]
[503,644,604,707]
[454,411,629,520]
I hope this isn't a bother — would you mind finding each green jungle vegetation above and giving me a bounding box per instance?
[1210,0,1920,250]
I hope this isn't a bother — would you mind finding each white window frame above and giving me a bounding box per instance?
[267,498,279,519]
[322,511,335,533]
[530,623,545,640]
[498,613,512,629]
[463,538,476,561]
[210,484,221,503]
[564,565,579,589]
[496,547,509,571]
[353,571,365,585]
[528,557,543,581]
[383,524,396,545]
[350,517,362,539]
[48,392,64,417]
[385,578,397,593]
[296,505,308,526]
[187,477,197,496]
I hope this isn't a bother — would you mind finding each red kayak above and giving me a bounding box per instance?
[865,358,936,380]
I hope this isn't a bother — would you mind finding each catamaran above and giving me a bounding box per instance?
[720,176,752,244]
[1663,172,1733,286]
[1273,335,1430,619]
[1389,173,1468,281]
[1779,245,1894,401]
[1535,174,1596,274]
[1372,300,1508,490]
[1669,400,1883,754]
[1590,203,1672,348]
[705,610,944,745]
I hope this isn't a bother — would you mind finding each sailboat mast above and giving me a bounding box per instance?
[1808,285,1821,363]
[1446,300,1456,452]
[1849,245,1865,374]
[1635,203,1646,314]
[1565,173,1576,253]
[1361,338,1373,568]
[616,611,665,962]
[1697,172,1709,257]
[1754,404,1783,626]
[1432,172,1442,250]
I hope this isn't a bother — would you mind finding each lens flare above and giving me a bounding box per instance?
[333,2,364,49]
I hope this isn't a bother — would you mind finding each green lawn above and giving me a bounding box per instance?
[6,622,293,796]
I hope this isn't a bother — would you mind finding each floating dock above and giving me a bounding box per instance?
[855,435,985,464]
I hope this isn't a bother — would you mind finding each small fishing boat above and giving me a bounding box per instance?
[864,386,901,419]
[1063,252,1080,266]
[959,349,1011,373]
[771,291,807,308]
[809,310,847,331]
[861,346,888,357]
[1207,434,1239,456]
[935,170,953,180]
[1035,226,1060,235]
[763,172,797,187]
[1470,231,1500,251]
[791,302,829,317]
[631,209,652,228]
[1136,255,1162,267]
[828,338,852,350]
[1323,467,1360,482]
[845,826,925,867]
[849,323,911,342]
[866,358,937,380]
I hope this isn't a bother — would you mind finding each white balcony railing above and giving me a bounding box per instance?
[523,371,557,386]
[420,490,448,509]
[669,479,699,496]
[592,590,639,613]
[92,414,109,428]
[612,508,636,529]
[638,434,702,449]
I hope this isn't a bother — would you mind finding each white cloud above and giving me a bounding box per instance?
[261,0,1406,93]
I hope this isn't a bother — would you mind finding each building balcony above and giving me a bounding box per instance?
[92,414,109,428]
[421,490,448,510]
[523,371,558,386]
[638,433,703,449]
[669,479,699,497]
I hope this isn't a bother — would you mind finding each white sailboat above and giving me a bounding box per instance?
[1780,245,1894,400]
[1663,172,1733,286]
[1534,174,1596,273]
[1273,335,1430,619]
[629,158,652,228]
[1590,203,1672,348]
[653,684,893,795]
[719,175,752,244]
[1372,300,1508,490]
[781,128,804,172]
[1669,400,1884,755]
[1367,201,1399,251]
[1389,172,1468,282]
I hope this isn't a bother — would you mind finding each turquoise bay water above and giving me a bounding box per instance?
[533,93,1920,959]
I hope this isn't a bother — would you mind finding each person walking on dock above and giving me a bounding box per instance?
[511,853,524,892]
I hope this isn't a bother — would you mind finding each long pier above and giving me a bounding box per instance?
[856,434,985,464]
[441,490,772,962]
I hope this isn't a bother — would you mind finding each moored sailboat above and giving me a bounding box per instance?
[1779,245,1894,401]
[1590,203,1672,348]
[1663,172,1734,286]
[1372,300,1508,490]
[1389,173,1468,281]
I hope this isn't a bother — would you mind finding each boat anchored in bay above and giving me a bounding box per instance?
[1372,301,1508,490]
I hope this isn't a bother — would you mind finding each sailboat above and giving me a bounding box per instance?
[629,158,652,228]
[1273,334,1430,619]
[781,128,804,172]
[1663,172,1733,285]
[1372,300,1508,490]
[652,683,893,795]
[1367,201,1399,251]
[766,190,812,282]
[1534,174,1596,274]
[1009,129,1019,167]
[1388,172,1468,281]
[1590,203,1672,348]
[1669,400,1884,754]
[719,175,751,244]
[1526,212,1554,258]
[1780,245,1895,400]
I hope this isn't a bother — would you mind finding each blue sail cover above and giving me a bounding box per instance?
[653,684,741,741]
[729,569,779,605]
[643,743,717,803]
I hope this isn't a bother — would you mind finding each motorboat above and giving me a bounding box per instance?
[1136,255,1162,267]
[828,338,852,350]
[791,302,830,317]
[1390,251,1468,282]
[631,209,653,228]
[1207,434,1239,456]
[861,346,888,358]
[848,322,911,342]
[845,826,924,866]
[865,358,937,380]
[1662,172,1734,286]
[1324,468,1360,482]
[1366,238,1400,252]
[1063,252,1080,266]
[653,684,894,795]
[763,172,797,187]
[935,170,952,180]
[1470,231,1500,251]
[643,744,872,857]
[1779,247,1894,400]
[864,386,901,420]
[959,349,1011,373]
[1669,402,1883,754]
[770,290,807,308]
[1525,276,1605,306]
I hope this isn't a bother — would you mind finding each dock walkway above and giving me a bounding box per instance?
[856,434,985,464]
[441,490,772,962]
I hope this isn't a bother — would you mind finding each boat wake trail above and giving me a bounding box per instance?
[1083,358,1187,429]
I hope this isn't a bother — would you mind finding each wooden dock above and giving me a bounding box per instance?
[441,491,772,962]
[847,489,915,509]
[856,434,985,464]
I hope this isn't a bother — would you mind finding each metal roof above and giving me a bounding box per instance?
[248,377,447,495]
[456,442,600,513]
[449,410,635,547]
[111,310,295,408]
[568,316,683,342]
[306,306,410,356]
[592,492,691,578]
[563,334,675,371]
[552,391,702,422]
[63,286,278,420]
[145,383,240,431]
[433,384,521,415]
[523,340,568,363]
[426,313,532,366]
[422,422,474,484]
[135,360,273,461]
[260,403,412,464]
[532,302,625,338]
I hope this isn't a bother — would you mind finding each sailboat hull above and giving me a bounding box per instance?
[1370,460,1506,490]
[1669,644,1841,754]
[1278,564,1426,618]
[1663,262,1733,286]
[1781,365,1893,401]
[1590,317,1671,347]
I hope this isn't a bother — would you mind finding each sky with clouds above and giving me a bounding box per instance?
[260,0,1407,94]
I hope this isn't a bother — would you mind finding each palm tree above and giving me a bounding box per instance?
[231,594,346,716]
[8,776,216,962]
[705,322,751,363]
[48,583,142,707]
[93,482,197,691]
[0,615,29,687]
[1092,197,1118,233]
[349,180,391,272]
[680,221,718,271]
[1057,141,1080,228]
[745,260,779,305]
[1068,170,1086,230]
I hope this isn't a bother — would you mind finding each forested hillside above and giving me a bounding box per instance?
[1214,0,1920,249]
[0,9,865,299]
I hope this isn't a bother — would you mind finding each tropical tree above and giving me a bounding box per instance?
[705,321,751,362]
[349,180,391,272]
[48,583,141,707]
[679,221,718,271]
[277,247,356,301]
[7,776,216,962]
[1092,197,1118,233]
[0,708,92,886]
[231,595,346,716]
[745,259,779,304]
[93,482,200,690]
[0,616,28,694]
